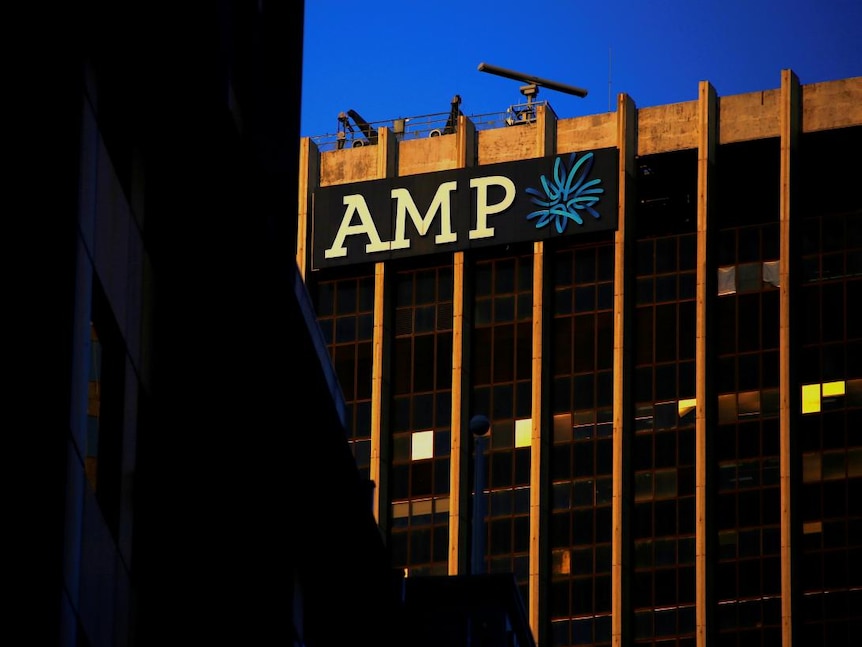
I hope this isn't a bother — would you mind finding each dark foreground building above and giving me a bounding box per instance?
[297,72,862,646]
[21,1,423,645]
[24,2,534,645]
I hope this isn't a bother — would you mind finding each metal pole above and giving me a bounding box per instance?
[470,415,491,575]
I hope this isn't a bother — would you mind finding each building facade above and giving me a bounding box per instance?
[297,71,862,646]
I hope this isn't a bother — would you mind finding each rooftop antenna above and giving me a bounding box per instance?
[477,61,588,125]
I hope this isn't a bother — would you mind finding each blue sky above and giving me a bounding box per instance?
[301,0,861,141]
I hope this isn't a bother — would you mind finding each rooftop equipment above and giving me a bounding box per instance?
[477,61,588,125]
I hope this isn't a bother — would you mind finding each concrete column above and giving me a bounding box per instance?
[529,239,546,637]
[370,126,397,530]
[528,103,557,640]
[612,91,637,647]
[449,115,488,575]
[296,136,319,279]
[779,68,801,647]
[695,80,718,647]
[450,113,478,575]
[450,250,468,575]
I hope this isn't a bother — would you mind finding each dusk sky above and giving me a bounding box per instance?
[301,0,861,141]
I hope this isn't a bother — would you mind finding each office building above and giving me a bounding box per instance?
[25,2,403,645]
[297,71,861,646]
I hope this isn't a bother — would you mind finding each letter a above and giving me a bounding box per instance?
[325,194,390,259]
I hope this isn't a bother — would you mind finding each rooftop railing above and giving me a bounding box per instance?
[308,100,548,153]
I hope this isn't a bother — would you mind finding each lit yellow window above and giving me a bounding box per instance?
[515,418,532,448]
[802,380,847,413]
[822,381,845,397]
[801,384,821,414]
[678,398,696,418]
[412,430,434,460]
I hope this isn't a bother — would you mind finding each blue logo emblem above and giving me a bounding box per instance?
[525,152,605,233]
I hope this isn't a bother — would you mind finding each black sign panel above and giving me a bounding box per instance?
[312,147,618,269]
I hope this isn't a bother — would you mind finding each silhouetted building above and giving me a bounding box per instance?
[297,72,862,646]
[26,1,406,645]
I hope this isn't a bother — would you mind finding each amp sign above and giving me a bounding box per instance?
[311,148,618,270]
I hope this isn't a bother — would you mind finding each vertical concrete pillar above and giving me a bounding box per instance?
[612,92,637,647]
[450,114,477,575]
[296,136,319,279]
[536,102,557,156]
[530,238,546,637]
[450,249,468,574]
[695,80,718,647]
[370,126,397,530]
[529,103,557,640]
[371,262,389,529]
[779,68,801,647]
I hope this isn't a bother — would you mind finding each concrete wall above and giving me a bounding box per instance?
[307,75,862,188]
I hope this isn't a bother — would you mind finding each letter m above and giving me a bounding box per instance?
[390,181,458,250]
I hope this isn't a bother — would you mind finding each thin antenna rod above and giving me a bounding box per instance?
[608,47,612,112]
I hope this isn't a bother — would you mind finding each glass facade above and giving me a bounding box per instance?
[713,140,783,645]
[631,149,698,645]
[471,250,534,604]
[389,264,454,577]
[303,104,861,647]
[314,273,375,481]
[797,129,862,645]
[549,239,615,646]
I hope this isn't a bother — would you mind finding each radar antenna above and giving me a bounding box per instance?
[477,62,588,126]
